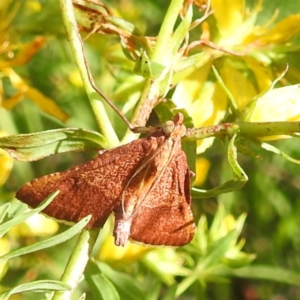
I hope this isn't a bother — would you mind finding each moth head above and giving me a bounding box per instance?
[162,120,175,134]
[162,113,186,138]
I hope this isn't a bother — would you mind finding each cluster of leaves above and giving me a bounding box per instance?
[1,0,300,299]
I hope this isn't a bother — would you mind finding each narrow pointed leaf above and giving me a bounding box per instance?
[0,128,106,161]
[261,142,300,164]
[0,191,59,237]
[0,215,91,262]
[0,280,70,300]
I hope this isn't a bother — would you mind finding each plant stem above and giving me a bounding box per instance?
[237,121,300,138]
[122,0,185,143]
[52,229,98,300]
[60,0,119,149]
[184,123,239,141]
[151,0,185,63]
[184,121,300,141]
[56,1,104,299]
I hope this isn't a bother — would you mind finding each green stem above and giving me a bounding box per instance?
[184,123,239,141]
[122,0,185,143]
[184,121,300,141]
[60,0,119,149]
[52,229,98,300]
[151,0,185,63]
[237,121,300,138]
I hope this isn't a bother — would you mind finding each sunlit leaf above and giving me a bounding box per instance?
[86,261,146,300]
[0,128,106,161]
[0,215,91,262]
[0,280,70,299]
[261,142,300,164]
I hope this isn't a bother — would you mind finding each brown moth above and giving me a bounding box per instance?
[16,113,195,247]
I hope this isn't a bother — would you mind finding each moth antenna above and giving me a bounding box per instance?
[120,139,169,215]
[78,29,138,132]
[120,133,181,223]
[129,137,181,219]
[128,115,186,217]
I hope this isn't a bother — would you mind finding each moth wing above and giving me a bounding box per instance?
[129,149,195,246]
[16,138,157,228]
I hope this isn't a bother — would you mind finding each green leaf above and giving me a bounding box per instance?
[164,52,212,89]
[227,134,248,182]
[168,3,192,57]
[144,280,161,300]
[0,280,70,300]
[0,128,106,161]
[3,201,28,220]
[212,65,238,114]
[160,284,177,300]
[85,261,120,300]
[0,191,59,238]
[87,261,145,300]
[176,231,238,296]
[192,179,246,198]
[0,215,91,262]
[193,134,248,197]
[199,230,238,270]
[228,265,300,286]
[261,142,300,164]
[0,203,10,223]
[133,51,164,79]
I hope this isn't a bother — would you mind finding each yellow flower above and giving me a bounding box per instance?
[219,60,257,110]
[193,157,210,186]
[172,65,228,154]
[98,235,151,267]
[207,0,300,112]
[211,0,246,42]
[0,131,13,186]
[96,219,151,267]
[0,237,10,280]
[240,84,300,122]
[12,214,59,237]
